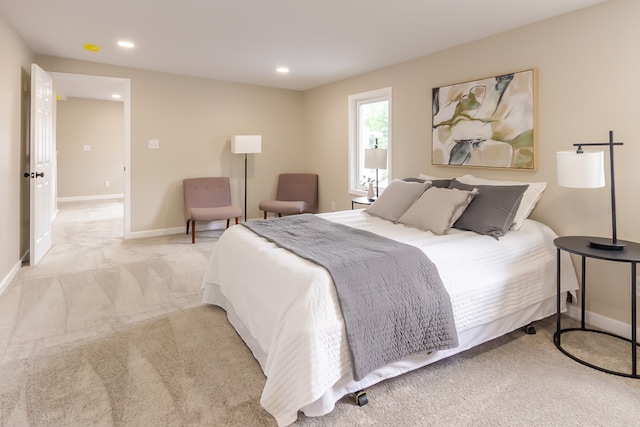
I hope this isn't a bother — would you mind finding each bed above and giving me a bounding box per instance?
[202,177,579,426]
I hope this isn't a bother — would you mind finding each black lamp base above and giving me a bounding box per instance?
[589,237,626,250]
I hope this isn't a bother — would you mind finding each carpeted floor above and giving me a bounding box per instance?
[1,200,639,426]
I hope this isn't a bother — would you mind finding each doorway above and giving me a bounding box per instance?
[23,72,131,258]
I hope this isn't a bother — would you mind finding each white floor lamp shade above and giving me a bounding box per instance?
[231,135,262,155]
[232,135,262,221]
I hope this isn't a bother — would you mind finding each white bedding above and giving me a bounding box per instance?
[202,209,579,426]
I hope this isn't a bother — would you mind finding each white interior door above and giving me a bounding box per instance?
[29,64,54,265]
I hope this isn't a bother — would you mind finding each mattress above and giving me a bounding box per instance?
[202,209,579,426]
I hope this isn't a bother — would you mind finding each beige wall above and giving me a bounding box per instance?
[303,0,640,325]
[35,56,307,233]
[0,13,32,289]
[57,98,125,198]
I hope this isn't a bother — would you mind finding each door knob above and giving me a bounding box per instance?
[24,172,45,178]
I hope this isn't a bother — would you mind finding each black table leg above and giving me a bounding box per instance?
[632,262,637,376]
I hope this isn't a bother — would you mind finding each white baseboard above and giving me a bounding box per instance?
[125,221,226,240]
[0,261,22,297]
[566,302,640,341]
[58,194,124,202]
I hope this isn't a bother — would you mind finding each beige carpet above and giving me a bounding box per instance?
[1,200,639,426]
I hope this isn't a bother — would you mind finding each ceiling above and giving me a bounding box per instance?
[50,72,129,102]
[1,0,606,97]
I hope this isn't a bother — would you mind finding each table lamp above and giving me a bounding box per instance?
[556,130,624,250]
[364,144,388,199]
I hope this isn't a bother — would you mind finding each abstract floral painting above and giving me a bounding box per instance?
[432,69,537,170]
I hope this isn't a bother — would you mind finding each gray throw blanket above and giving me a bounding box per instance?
[242,214,458,381]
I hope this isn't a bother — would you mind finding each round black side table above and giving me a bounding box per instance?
[351,197,375,209]
[554,236,640,378]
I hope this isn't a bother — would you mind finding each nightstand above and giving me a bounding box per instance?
[351,197,375,209]
[554,236,640,378]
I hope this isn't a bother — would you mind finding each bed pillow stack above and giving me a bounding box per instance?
[366,178,477,235]
[367,173,547,238]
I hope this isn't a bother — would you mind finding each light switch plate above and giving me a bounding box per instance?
[148,139,160,149]
[83,145,91,151]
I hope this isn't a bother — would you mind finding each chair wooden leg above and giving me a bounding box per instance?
[263,211,267,219]
[186,219,190,235]
[226,218,230,228]
[191,220,196,244]
[235,217,239,224]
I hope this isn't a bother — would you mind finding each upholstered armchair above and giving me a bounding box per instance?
[183,177,241,243]
[259,173,318,219]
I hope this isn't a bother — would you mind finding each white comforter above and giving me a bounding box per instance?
[202,210,578,426]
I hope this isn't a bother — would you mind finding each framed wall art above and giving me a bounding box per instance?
[432,68,537,170]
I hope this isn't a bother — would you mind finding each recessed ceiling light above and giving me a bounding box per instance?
[111,94,121,99]
[276,67,290,74]
[83,44,100,52]
[117,40,135,48]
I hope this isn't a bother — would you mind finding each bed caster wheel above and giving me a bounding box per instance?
[354,390,368,406]
[522,323,536,335]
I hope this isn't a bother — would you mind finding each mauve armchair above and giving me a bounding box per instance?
[183,177,241,243]
[259,173,318,219]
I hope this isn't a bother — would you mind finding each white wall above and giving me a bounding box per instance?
[57,98,125,199]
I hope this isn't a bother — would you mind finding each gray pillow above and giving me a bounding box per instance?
[456,174,546,231]
[398,187,477,235]
[365,179,430,222]
[448,179,528,239]
[429,179,452,189]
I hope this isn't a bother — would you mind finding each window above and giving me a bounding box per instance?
[348,87,392,196]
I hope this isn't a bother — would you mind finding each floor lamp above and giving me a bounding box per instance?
[556,130,625,250]
[231,135,262,221]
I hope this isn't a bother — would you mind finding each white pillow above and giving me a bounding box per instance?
[418,173,456,181]
[457,174,546,231]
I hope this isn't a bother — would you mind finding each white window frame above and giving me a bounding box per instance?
[348,87,392,196]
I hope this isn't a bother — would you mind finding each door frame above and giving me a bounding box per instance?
[49,72,132,238]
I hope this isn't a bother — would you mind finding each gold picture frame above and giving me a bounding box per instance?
[432,68,537,170]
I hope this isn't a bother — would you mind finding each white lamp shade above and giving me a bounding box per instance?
[231,135,262,154]
[364,148,388,170]
[556,150,605,188]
